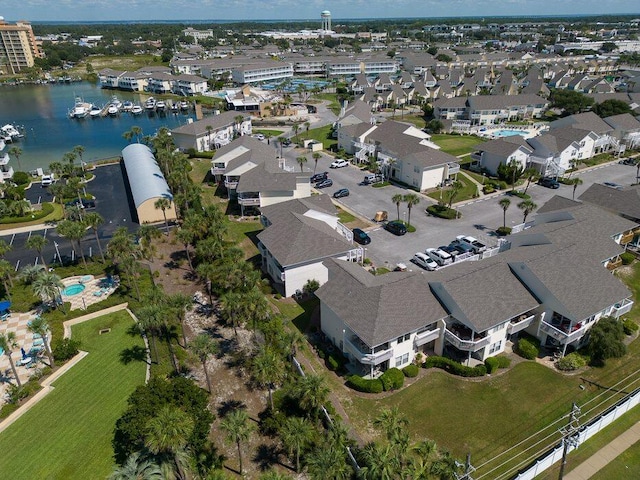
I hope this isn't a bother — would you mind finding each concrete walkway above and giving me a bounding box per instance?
[565,421,640,480]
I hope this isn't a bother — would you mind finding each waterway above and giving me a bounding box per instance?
[0,82,196,172]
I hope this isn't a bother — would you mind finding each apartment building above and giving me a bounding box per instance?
[0,19,42,74]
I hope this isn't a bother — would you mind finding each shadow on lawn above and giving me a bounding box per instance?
[119,345,150,365]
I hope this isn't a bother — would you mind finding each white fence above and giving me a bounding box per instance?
[511,387,640,480]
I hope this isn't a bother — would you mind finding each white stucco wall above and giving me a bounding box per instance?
[283,262,330,297]
[419,167,446,190]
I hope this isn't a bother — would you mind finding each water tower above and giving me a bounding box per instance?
[321,10,331,32]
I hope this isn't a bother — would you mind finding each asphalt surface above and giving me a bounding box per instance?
[3,163,139,270]
[280,150,639,269]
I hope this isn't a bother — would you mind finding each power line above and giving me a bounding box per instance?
[558,403,581,480]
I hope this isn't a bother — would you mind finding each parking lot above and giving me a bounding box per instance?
[2,163,139,270]
[281,149,639,269]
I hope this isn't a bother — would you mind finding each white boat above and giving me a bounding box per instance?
[0,124,23,139]
[70,97,91,118]
[107,104,119,116]
[155,100,166,111]
[122,101,133,112]
[179,100,189,111]
[89,105,102,117]
[110,95,123,110]
[171,102,179,113]
[131,104,143,115]
[145,97,156,110]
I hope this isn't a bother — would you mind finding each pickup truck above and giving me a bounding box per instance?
[454,235,487,254]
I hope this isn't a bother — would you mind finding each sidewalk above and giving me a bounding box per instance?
[565,421,640,480]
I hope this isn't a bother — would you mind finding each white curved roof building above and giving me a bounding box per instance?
[122,143,177,224]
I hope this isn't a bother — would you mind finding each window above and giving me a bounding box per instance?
[396,333,410,344]
[395,353,409,367]
[488,340,502,355]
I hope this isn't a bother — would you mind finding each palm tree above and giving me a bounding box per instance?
[312,152,321,174]
[0,239,11,259]
[234,115,245,137]
[279,416,314,473]
[220,409,255,476]
[374,407,409,445]
[0,332,21,387]
[430,451,462,480]
[251,347,285,410]
[0,259,14,297]
[73,145,86,172]
[8,146,22,171]
[447,180,463,210]
[571,177,583,200]
[28,316,54,367]
[167,293,193,347]
[259,470,290,480]
[499,198,511,228]
[175,228,195,272]
[137,224,161,262]
[293,373,330,419]
[137,304,164,364]
[154,198,172,235]
[403,193,421,228]
[190,334,218,393]
[109,452,163,480]
[131,126,143,144]
[522,168,539,196]
[296,155,307,173]
[292,122,300,143]
[83,212,105,262]
[25,235,48,268]
[392,193,403,221]
[305,441,351,480]
[32,271,64,310]
[145,405,194,480]
[57,219,88,267]
[18,264,45,285]
[122,130,134,144]
[518,199,538,223]
[360,442,401,480]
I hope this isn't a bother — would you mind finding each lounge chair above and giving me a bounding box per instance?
[32,338,44,347]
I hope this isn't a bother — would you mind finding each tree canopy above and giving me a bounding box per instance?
[588,316,626,366]
[550,89,594,115]
[592,99,632,118]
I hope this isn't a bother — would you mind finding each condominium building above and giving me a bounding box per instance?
[0,18,42,74]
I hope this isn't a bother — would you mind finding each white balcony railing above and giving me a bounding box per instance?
[344,337,394,366]
[540,320,587,344]
[224,179,238,189]
[238,195,260,206]
[611,298,634,318]
[444,329,491,352]
[414,327,440,347]
[507,314,536,335]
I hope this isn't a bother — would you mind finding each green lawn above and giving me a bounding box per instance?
[253,128,284,137]
[426,172,478,204]
[0,311,146,480]
[310,93,341,115]
[431,134,486,157]
[590,438,640,479]
[298,124,337,151]
[226,219,263,260]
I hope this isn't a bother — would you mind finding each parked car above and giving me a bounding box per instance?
[333,188,350,198]
[315,178,333,189]
[281,138,292,147]
[330,159,349,169]
[253,133,265,141]
[603,181,623,190]
[310,172,328,183]
[538,177,560,189]
[454,235,487,254]
[41,174,55,186]
[412,252,438,271]
[619,158,637,166]
[425,248,453,266]
[439,245,460,260]
[352,228,371,245]
[385,220,407,236]
[450,241,474,255]
[363,173,384,184]
[65,199,96,210]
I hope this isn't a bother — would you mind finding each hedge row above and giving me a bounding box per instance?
[347,375,383,393]
[0,202,55,225]
[484,355,511,374]
[423,356,486,377]
[427,205,458,220]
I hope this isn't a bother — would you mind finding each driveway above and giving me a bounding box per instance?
[281,150,638,268]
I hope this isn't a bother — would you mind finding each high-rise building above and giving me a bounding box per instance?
[0,17,42,75]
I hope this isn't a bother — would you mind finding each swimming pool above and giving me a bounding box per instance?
[62,284,86,296]
[491,129,528,138]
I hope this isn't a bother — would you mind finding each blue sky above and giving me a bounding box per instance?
[2,0,638,22]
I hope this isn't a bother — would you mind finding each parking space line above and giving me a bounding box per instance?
[9,234,15,246]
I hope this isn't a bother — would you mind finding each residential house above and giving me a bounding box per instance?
[98,68,124,88]
[471,136,533,176]
[316,198,635,376]
[171,111,251,152]
[172,74,208,96]
[603,113,640,150]
[231,61,294,84]
[257,196,363,297]
[335,100,374,129]
[549,112,616,154]
[147,72,175,94]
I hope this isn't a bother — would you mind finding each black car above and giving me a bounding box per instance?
[385,220,407,236]
[352,228,371,245]
[538,177,560,189]
[310,172,328,183]
[333,188,349,198]
[450,241,474,255]
[315,178,333,189]
[281,138,292,147]
[439,245,460,259]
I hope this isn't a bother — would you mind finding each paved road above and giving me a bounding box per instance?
[280,150,638,268]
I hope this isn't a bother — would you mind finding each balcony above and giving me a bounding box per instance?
[444,327,490,352]
[414,327,441,347]
[507,314,536,335]
[238,194,260,206]
[211,163,226,175]
[540,319,587,344]
[0,152,9,165]
[619,231,636,245]
[607,257,622,270]
[446,162,460,174]
[611,298,633,318]
[224,177,239,189]
[344,337,393,366]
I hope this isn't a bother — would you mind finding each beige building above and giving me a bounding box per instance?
[0,18,42,74]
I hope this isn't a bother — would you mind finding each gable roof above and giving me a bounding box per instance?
[171,111,246,136]
[578,183,640,221]
[475,136,532,156]
[548,112,613,135]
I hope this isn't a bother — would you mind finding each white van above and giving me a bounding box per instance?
[41,173,55,186]
[412,252,438,271]
[425,248,453,266]
[363,173,383,184]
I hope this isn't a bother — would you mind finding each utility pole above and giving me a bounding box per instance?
[558,402,582,480]
[455,452,476,480]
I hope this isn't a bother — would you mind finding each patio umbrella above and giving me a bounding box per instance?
[0,300,11,313]
[21,347,27,359]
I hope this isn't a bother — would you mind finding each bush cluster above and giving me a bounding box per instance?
[496,226,512,236]
[347,375,383,393]
[380,368,405,391]
[326,353,346,371]
[495,356,511,368]
[556,352,587,371]
[52,338,81,362]
[516,336,540,360]
[402,364,420,378]
[484,357,499,374]
[427,205,458,220]
[12,171,30,186]
[623,319,639,336]
[423,356,486,377]
[620,252,635,265]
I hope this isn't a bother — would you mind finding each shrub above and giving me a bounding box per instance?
[516,337,540,360]
[274,293,282,300]
[556,352,587,371]
[621,252,635,265]
[427,205,458,220]
[485,357,499,374]
[495,356,511,368]
[402,364,419,378]
[327,355,340,371]
[380,368,405,391]
[303,279,320,294]
[624,319,639,336]
[347,375,383,393]
[508,191,530,200]
[12,171,30,186]
[423,356,486,377]
[496,226,512,236]
[0,403,19,419]
[482,185,495,194]
[52,338,80,362]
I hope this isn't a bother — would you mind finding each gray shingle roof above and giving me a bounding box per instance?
[475,136,532,156]
[549,112,613,135]
[579,184,640,221]
[171,111,246,136]
[604,113,640,131]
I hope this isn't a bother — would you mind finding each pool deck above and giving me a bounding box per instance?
[475,124,549,140]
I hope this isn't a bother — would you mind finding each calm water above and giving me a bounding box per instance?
[0,82,196,172]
